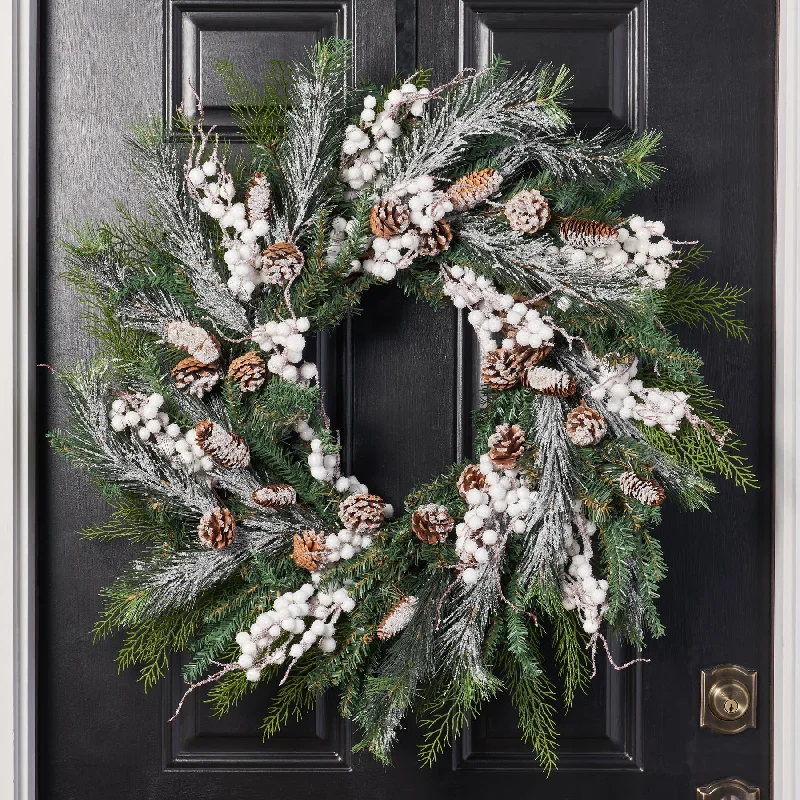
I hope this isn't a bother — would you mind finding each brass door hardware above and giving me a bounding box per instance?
[700,664,757,734]
[696,777,760,799]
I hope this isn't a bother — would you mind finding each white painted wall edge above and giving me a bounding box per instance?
[773,0,799,797]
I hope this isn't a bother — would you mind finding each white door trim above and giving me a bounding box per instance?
[773,0,799,796]
[8,0,37,798]
[3,1,795,798]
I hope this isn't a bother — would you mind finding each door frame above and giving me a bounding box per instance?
[3,0,795,797]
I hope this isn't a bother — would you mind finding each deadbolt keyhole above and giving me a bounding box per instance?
[724,699,739,715]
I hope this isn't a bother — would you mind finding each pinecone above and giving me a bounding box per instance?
[252,484,297,508]
[415,219,452,256]
[376,596,418,641]
[565,402,607,446]
[292,529,327,571]
[197,507,236,550]
[523,366,577,397]
[411,504,455,544]
[172,357,220,398]
[457,463,486,499]
[504,190,550,234]
[228,351,267,392]
[488,423,525,468]
[194,420,251,469]
[370,199,410,238]
[481,348,524,389]
[164,320,221,364]
[619,471,666,506]
[245,172,272,221]
[558,218,618,249]
[260,241,304,287]
[446,168,503,212]
[339,493,385,531]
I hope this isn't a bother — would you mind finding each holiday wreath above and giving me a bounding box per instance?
[51,40,755,769]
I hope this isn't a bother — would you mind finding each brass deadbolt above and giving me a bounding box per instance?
[696,777,760,799]
[700,665,757,734]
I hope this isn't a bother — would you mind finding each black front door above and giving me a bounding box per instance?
[38,1,775,797]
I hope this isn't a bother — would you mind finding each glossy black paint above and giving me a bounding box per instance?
[37,1,775,797]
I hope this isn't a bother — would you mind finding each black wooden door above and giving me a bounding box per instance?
[37,0,776,798]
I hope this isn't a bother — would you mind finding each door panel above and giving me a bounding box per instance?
[38,0,775,797]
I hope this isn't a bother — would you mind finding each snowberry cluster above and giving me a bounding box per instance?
[340,83,431,194]
[589,357,688,435]
[558,216,677,292]
[442,267,517,351]
[235,583,355,682]
[187,156,274,301]
[500,302,554,352]
[251,316,318,385]
[326,216,353,266]
[561,502,608,635]
[455,453,535,585]
[108,394,215,475]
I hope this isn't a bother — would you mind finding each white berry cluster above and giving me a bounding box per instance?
[340,83,431,194]
[251,317,318,385]
[560,502,608,635]
[326,216,355,266]
[455,449,535,586]
[108,394,214,475]
[187,155,274,300]
[590,357,688,435]
[443,267,517,351]
[500,302,554,352]
[235,583,355,682]
[558,216,676,292]
[358,177,452,281]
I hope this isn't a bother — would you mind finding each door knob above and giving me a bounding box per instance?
[700,664,757,734]
[696,777,760,799]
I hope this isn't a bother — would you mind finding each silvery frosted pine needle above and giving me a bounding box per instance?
[126,124,250,334]
[57,364,217,517]
[555,348,714,507]
[112,524,291,623]
[278,40,350,238]
[517,395,574,585]
[454,215,639,312]
[385,63,569,187]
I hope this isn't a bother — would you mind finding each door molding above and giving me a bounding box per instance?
[2,1,795,798]
[8,0,37,798]
[773,1,799,797]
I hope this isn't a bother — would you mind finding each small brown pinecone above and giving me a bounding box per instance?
[523,366,577,397]
[198,507,236,550]
[339,493,385,531]
[195,420,251,469]
[245,172,272,221]
[488,424,526,469]
[228,352,267,393]
[292,529,327,571]
[376,596,418,640]
[558,218,618,249]
[252,484,297,508]
[481,348,526,389]
[565,402,607,446]
[446,168,503,212]
[370,199,410,238]
[619,471,666,506]
[504,190,550,234]
[172,357,220,398]
[412,504,455,544]
[415,220,452,256]
[260,241,304,287]
[457,463,486,499]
